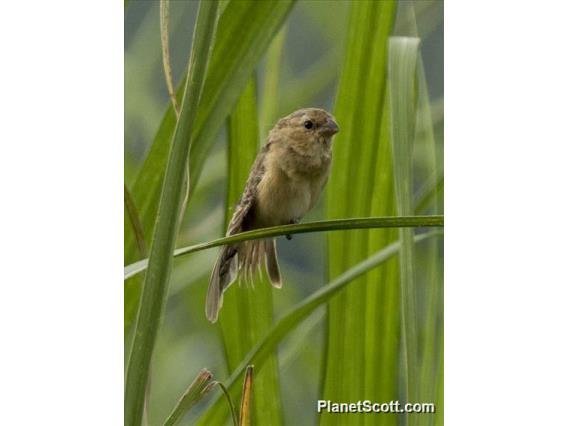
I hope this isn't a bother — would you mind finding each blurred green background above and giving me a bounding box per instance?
[125,1,443,425]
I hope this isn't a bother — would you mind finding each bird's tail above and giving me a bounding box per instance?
[206,239,281,322]
[264,239,282,288]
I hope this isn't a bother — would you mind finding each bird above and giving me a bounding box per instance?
[206,108,339,322]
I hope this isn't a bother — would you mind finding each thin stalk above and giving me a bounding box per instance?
[159,0,192,227]
[160,0,180,118]
[238,366,254,426]
[124,215,444,280]
[178,162,191,227]
[215,382,239,426]
[124,2,220,425]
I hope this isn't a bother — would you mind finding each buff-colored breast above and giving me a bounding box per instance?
[253,142,330,227]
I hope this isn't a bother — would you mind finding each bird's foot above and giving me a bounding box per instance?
[285,219,300,240]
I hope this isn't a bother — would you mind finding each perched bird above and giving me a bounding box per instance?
[206,108,339,322]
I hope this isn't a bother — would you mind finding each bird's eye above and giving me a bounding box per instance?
[303,120,314,129]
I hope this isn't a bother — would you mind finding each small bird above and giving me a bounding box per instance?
[206,108,339,322]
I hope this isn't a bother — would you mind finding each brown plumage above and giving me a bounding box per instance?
[206,108,339,322]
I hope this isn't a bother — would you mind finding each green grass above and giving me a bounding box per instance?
[124,216,443,280]
[124,1,443,424]
[388,35,421,426]
[124,2,220,425]
[323,3,398,426]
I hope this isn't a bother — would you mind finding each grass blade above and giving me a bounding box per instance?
[394,8,444,421]
[124,3,220,425]
[124,216,444,280]
[388,36,420,422]
[124,0,297,337]
[197,231,443,424]
[163,369,214,426]
[413,18,443,426]
[416,63,444,425]
[323,2,398,425]
[214,382,239,426]
[239,366,254,426]
[160,0,180,117]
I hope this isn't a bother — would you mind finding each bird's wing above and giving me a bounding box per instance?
[226,143,270,236]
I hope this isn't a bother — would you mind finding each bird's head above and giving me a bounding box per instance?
[271,108,339,147]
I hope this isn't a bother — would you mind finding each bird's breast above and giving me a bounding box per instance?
[252,142,331,227]
[255,166,316,227]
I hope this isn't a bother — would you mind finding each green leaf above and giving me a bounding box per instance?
[214,382,239,426]
[124,0,297,338]
[197,231,443,424]
[238,366,254,426]
[394,8,444,422]
[163,369,214,426]
[124,3,220,425]
[124,216,444,280]
[413,24,443,426]
[388,36,420,420]
[323,2,398,426]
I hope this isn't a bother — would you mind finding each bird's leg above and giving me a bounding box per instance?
[285,218,299,240]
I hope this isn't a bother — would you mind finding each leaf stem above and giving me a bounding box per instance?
[215,382,238,426]
[124,215,443,280]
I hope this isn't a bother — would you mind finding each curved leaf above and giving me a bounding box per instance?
[125,216,444,280]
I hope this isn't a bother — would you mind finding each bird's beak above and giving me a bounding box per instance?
[321,118,339,137]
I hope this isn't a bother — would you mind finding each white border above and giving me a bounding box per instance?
[446,2,568,425]
[0,1,123,424]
